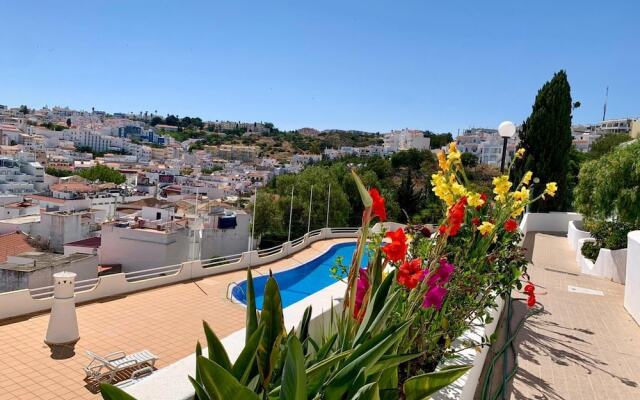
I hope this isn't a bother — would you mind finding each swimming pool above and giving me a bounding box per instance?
[231,242,368,310]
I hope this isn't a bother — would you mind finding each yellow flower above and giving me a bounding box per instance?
[437,151,449,171]
[511,206,525,218]
[512,187,530,202]
[431,172,454,206]
[467,192,485,208]
[522,171,533,185]
[447,142,461,164]
[449,175,467,197]
[477,221,495,236]
[492,175,512,202]
[544,182,558,198]
[515,148,525,159]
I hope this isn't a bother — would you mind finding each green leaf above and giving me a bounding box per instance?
[99,384,138,400]
[189,376,210,400]
[352,170,373,207]
[354,271,396,345]
[203,321,232,371]
[367,353,422,376]
[347,367,367,398]
[271,350,352,398]
[351,382,381,400]
[257,276,286,389]
[195,341,203,398]
[245,268,258,344]
[315,333,338,361]
[403,364,472,400]
[232,324,265,384]
[298,305,312,353]
[324,321,410,399]
[280,336,306,400]
[196,356,260,400]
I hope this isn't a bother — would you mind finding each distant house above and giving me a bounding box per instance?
[0,232,35,263]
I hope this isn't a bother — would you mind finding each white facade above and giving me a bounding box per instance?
[383,129,430,152]
[457,128,519,166]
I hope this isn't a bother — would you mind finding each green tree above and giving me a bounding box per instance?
[574,140,640,225]
[391,149,428,170]
[19,105,29,114]
[397,169,419,222]
[588,133,631,159]
[461,152,479,168]
[45,167,74,178]
[515,70,573,212]
[66,118,72,128]
[150,116,164,126]
[78,165,126,184]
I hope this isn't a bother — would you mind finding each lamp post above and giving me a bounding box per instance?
[498,121,516,173]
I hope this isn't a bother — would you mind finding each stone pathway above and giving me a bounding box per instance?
[509,233,640,400]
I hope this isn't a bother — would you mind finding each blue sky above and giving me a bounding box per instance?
[1,0,638,133]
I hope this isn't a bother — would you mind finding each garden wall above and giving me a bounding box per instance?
[624,232,640,324]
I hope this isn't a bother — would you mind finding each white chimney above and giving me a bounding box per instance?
[45,271,80,357]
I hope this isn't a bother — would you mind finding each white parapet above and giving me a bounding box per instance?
[567,219,592,251]
[624,231,640,324]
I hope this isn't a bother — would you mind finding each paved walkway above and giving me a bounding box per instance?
[509,233,640,400]
[0,239,353,400]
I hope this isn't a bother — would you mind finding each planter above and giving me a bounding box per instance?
[578,238,627,284]
[568,219,591,251]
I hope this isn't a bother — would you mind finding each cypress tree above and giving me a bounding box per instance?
[515,70,573,212]
[397,169,419,222]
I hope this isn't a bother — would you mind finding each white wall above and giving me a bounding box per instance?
[624,231,640,324]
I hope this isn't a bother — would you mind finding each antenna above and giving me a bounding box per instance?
[602,86,609,121]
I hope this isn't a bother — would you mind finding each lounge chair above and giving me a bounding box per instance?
[84,350,158,383]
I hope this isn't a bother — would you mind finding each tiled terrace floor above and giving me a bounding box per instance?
[0,239,353,400]
[509,233,640,399]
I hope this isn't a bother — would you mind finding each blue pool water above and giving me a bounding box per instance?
[232,242,368,310]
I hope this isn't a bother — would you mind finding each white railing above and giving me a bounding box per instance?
[201,253,243,269]
[0,227,360,321]
[124,264,182,282]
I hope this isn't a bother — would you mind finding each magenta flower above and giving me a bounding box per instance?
[354,268,369,319]
[422,258,455,310]
[422,285,448,310]
[426,258,455,287]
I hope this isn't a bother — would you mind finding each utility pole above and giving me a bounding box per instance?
[602,86,609,121]
[287,185,294,242]
[325,183,331,228]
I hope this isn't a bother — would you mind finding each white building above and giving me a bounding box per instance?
[383,129,430,152]
[457,128,519,167]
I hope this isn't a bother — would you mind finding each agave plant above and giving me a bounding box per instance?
[100,267,470,400]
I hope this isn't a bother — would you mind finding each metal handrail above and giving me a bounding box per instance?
[257,244,283,256]
[124,263,182,277]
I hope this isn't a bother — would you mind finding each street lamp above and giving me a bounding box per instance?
[498,121,516,173]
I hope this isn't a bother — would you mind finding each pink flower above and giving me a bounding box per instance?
[422,286,448,310]
[427,258,455,287]
[422,258,455,310]
[353,268,369,319]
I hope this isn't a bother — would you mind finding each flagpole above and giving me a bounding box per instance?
[249,187,257,251]
[307,185,313,233]
[287,185,294,242]
[325,183,331,228]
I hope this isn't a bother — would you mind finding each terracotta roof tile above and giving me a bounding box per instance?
[0,232,35,263]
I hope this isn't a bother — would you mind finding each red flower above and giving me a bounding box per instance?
[523,282,535,295]
[420,226,432,237]
[527,294,536,308]
[440,196,467,236]
[382,228,408,263]
[478,193,488,209]
[369,188,386,222]
[472,217,481,226]
[398,258,424,289]
[504,219,518,233]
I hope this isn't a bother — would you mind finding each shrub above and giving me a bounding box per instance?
[581,242,601,261]
[574,141,640,225]
[584,219,639,250]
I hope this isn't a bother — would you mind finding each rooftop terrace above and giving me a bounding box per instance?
[0,232,639,400]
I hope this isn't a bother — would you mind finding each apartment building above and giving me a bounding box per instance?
[383,129,431,152]
[457,128,519,166]
[209,144,259,162]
